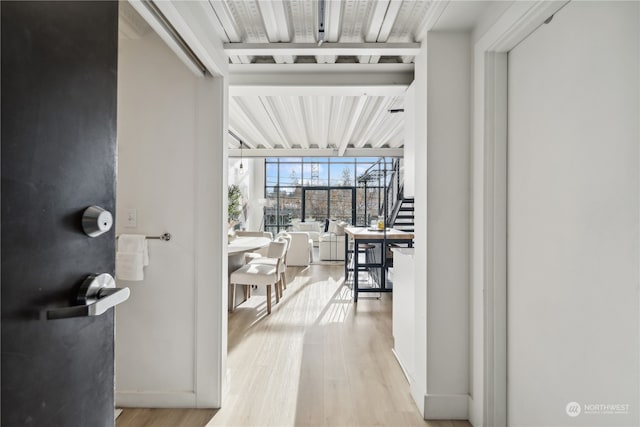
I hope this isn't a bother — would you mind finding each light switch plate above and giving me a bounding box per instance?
[125,209,137,228]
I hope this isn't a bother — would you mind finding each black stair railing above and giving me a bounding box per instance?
[387,183,405,226]
[356,158,410,228]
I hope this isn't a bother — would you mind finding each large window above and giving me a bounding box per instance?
[264,157,395,234]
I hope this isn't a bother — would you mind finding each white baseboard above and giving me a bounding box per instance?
[468,395,481,427]
[424,393,469,420]
[410,383,426,417]
[391,348,412,384]
[116,391,197,408]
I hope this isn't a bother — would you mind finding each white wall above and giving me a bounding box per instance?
[507,2,639,425]
[469,2,640,426]
[425,31,471,419]
[249,160,265,230]
[412,39,428,417]
[469,4,560,424]
[411,31,471,420]
[115,28,226,407]
[403,83,415,198]
[228,158,265,231]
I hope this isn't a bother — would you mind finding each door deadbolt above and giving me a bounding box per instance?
[82,205,113,237]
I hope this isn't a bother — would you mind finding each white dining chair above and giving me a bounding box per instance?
[248,236,289,297]
[230,240,287,314]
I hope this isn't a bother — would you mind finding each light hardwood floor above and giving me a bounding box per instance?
[118,264,471,427]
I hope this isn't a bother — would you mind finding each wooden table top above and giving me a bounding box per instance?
[344,227,415,240]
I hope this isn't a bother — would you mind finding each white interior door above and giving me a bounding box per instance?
[507,2,639,426]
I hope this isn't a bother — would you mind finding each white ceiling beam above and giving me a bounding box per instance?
[316,0,343,64]
[259,97,292,149]
[377,0,403,41]
[207,0,252,64]
[278,96,309,148]
[258,0,295,64]
[349,97,384,145]
[229,63,413,96]
[232,84,408,97]
[230,99,275,149]
[257,0,290,42]
[338,97,368,156]
[227,124,257,149]
[224,42,421,57]
[364,1,391,42]
[328,97,348,149]
[235,97,288,149]
[385,123,405,147]
[326,0,343,41]
[353,97,398,147]
[373,119,404,148]
[317,96,330,149]
[300,97,317,148]
[228,148,404,158]
[206,0,240,40]
[361,0,403,64]
[359,0,391,64]
[415,0,451,42]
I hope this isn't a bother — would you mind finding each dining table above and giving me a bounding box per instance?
[227,236,272,310]
[228,236,272,257]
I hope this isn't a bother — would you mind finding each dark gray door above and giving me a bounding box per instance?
[2,2,119,426]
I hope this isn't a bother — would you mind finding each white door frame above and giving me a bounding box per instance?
[472,2,569,426]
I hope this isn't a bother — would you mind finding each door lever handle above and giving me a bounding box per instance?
[47,273,130,320]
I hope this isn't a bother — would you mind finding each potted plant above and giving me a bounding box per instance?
[228,184,242,233]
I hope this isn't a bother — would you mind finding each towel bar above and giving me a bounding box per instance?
[116,233,171,241]
[147,233,171,241]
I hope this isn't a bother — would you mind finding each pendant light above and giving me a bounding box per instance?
[239,140,244,174]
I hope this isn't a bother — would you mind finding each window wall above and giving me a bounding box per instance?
[264,157,394,234]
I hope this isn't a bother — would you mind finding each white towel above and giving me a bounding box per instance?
[116,252,144,281]
[116,234,148,281]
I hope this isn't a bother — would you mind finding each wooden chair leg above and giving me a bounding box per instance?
[266,285,272,314]
[282,271,287,290]
[274,280,280,304]
[244,285,250,300]
[277,277,282,300]
[230,283,236,312]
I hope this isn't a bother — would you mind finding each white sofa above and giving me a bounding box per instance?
[286,232,314,266]
[318,220,348,261]
[319,233,345,260]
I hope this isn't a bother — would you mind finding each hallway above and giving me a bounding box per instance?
[117,264,470,427]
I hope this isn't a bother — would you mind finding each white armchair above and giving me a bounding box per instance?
[291,221,322,247]
[286,232,313,266]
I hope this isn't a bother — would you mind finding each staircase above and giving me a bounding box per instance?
[389,196,414,232]
[357,158,415,233]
